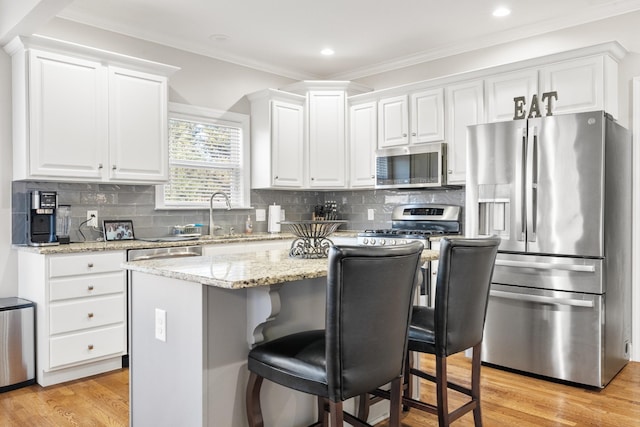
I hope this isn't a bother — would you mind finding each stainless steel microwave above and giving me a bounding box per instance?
[375,143,447,189]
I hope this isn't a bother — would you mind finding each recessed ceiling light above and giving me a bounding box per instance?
[209,33,230,42]
[321,48,335,56]
[492,7,511,17]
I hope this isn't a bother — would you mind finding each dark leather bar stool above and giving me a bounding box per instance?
[246,242,424,427]
[359,237,500,427]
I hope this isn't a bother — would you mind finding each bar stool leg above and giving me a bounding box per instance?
[246,372,264,427]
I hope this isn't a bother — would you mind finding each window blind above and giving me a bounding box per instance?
[161,117,245,208]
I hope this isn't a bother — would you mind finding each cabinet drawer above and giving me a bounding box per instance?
[49,252,124,278]
[50,294,125,335]
[49,272,124,301]
[49,324,125,369]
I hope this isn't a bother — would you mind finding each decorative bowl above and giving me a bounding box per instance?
[280,220,347,258]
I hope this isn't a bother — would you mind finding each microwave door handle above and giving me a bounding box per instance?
[514,127,526,241]
[526,126,537,243]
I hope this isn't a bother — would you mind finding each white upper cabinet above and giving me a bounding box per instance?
[349,101,377,188]
[5,35,178,183]
[249,89,305,188]
[308,90,346,188]
[445,80,484,185]
[25,50,108,180]
[378,95,409,148]
[108,67,168,182]
[540,55,618,117]
[378,88,444,149]
[410,88,445,143]
[485,69,538,123]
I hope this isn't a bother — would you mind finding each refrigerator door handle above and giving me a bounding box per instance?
[526,126,538,242]
[515,127,526,241]
[490,290,594,308]
[495,259,596,273]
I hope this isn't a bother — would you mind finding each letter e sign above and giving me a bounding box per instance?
[513,91,558,120]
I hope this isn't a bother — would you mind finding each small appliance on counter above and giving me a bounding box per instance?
[27,191,59,247]
[55,205,71,244]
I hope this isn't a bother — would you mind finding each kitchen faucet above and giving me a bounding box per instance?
[209,191,231,236]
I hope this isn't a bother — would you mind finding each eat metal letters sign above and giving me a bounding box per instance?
[513,91,558,119]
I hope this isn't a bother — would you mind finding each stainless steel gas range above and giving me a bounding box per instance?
[357,204,462,306]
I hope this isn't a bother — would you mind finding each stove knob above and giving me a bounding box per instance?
[362,238,369,245]
[370,238,376,245]
[380,239,386,246]
[390,239,397,245]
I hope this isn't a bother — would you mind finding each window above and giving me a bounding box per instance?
[156,103,250,209]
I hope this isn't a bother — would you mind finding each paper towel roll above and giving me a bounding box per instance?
[268,205,281,233]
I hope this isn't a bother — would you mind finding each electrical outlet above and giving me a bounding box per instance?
[87,210,98,228]
[155,308,166,342]
[368,209,375,221]
[255,209,266,222]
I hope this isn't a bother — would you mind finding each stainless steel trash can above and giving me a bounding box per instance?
[0,297,35,392]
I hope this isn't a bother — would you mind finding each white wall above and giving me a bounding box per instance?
[0,48,18,297]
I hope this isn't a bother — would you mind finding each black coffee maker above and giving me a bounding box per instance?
[27,191,59,246]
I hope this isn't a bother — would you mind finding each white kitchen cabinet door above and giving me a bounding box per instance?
[349,101,377,188]
[485,69,538,123]
[27,50,108,180]
[378,95,409,148]
[445,80,484,185]
[539,55,616,117]
[271,99,305,187]
[410,88,444,143]
[249,89,306,189]
[108,67,168,183]
[308,91,346,188]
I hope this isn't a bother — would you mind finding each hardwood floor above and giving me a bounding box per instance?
[0,355,638,426]
[0,370,128,426]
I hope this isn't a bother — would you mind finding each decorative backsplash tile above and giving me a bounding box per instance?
[11,181,465,244]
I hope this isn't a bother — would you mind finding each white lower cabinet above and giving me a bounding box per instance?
[18,250,126,386]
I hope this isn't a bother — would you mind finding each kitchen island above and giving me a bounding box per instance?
[123,247,438,427]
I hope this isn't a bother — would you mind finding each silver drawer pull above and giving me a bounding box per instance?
[88,344,94,350]
[495,259,595,273]
[88,285,94,291]
[490,290,594,308]
[88,313,94,318]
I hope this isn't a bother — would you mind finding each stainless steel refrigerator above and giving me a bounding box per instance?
[466,110,631,388]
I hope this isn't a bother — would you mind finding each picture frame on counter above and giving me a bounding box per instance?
[103,220,135,241]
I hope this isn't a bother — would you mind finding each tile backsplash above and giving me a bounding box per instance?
[12,181,465,244]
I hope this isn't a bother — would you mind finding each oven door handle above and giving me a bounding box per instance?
[495,259,596,273]
[490,290,595,308]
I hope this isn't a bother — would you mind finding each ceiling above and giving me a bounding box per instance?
[56,0,640,80]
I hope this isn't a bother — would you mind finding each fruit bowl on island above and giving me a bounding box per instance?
[280,220,347,259]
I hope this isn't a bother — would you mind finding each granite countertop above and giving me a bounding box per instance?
[123,248,439,289]
[13,231,359,254]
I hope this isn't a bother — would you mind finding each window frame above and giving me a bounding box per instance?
[155,102,251,210]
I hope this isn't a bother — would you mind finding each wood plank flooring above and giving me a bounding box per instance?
[0,355,638,426]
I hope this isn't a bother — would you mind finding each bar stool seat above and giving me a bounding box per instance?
[359,237,500,427]
[246,242,424,427]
